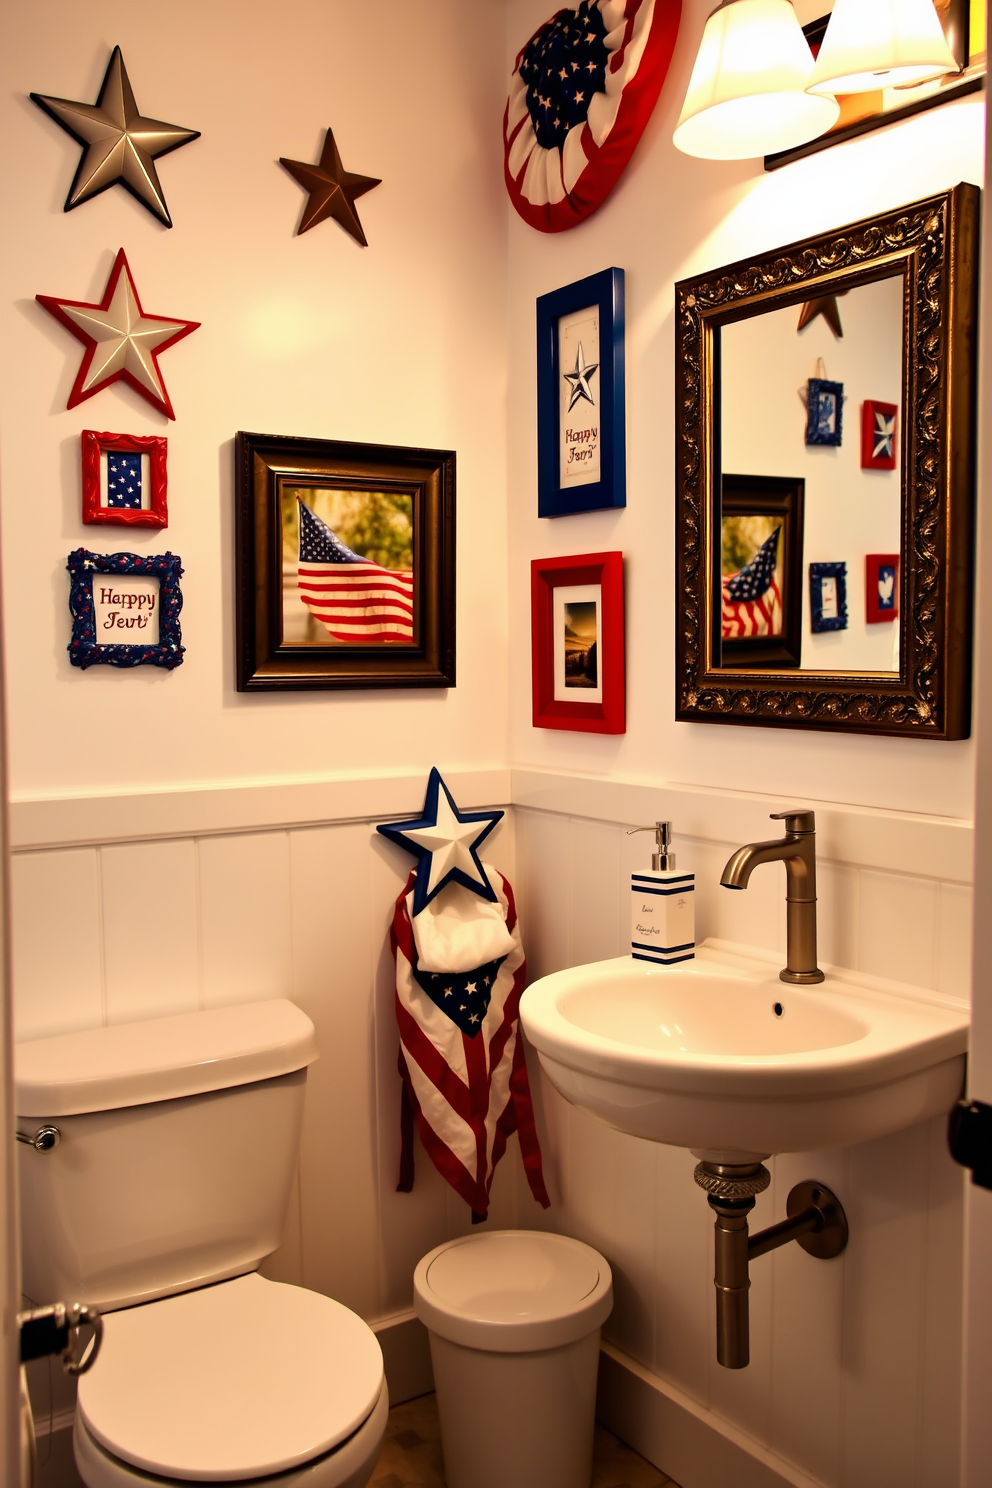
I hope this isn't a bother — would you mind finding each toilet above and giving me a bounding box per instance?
[15,1000,387,1487]
[414,1230,613,1488]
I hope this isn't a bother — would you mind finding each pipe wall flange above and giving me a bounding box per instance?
[787,1180,849,1259]
[694,1162,771,1201]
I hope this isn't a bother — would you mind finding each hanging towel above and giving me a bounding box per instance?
[390,867,549,1221]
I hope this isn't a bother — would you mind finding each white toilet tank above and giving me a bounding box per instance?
[16,1000,318,1313]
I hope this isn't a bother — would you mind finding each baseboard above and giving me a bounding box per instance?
[373,1311,434,1405]
[596,1343,827,1488]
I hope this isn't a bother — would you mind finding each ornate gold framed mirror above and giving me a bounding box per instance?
[675,184,980,739]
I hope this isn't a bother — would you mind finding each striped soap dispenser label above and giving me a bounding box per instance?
[627,821,695,965]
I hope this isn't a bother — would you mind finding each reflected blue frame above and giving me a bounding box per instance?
[805,377,844,447]
[809,561,848,633]
[537,266,625,517]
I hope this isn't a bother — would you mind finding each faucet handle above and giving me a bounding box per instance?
[770,809,815,834]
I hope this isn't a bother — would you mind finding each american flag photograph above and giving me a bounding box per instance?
[281,487,414,645]
[721,518,783,640]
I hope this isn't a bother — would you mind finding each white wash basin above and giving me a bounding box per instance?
[519,942,968,1156]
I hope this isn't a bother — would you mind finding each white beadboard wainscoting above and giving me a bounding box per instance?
[12,767,974,1488]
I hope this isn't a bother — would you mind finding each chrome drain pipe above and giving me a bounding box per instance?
[694,1161,849,1369]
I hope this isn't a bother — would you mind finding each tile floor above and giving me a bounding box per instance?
[372,1392,681,1488]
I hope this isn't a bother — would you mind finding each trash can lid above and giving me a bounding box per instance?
[413,1229,613,1352]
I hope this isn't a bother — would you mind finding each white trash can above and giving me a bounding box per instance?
[413,1230,613,1488]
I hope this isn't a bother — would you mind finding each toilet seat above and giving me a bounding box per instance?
[77,1273,384,1482]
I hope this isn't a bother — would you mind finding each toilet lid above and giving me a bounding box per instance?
[76,1273,383,1482]
[414,1229,613,1352]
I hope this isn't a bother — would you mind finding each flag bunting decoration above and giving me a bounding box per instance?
[722,528,782,640]
[377,766,504,916]
[296,498,413,644]
[503,0,681,233]
[391,869,549,1221]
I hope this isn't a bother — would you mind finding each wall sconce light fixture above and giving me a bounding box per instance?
[673,0,840,160]
[807,0,959,95]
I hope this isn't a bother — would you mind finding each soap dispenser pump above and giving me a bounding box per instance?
[628,821,695,965]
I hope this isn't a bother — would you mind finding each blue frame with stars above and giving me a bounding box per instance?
[67,549,185,670]
[537,267,625,518]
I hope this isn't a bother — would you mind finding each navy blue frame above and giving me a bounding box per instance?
[67,548,185,669]
[537,267,625,517]
[805,378,844,447]
[809,561,848,634]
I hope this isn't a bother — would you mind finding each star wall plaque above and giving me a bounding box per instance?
[377,768,504,915]
[37,250,200,420]
[31,46,199,228]
[279,129,380,246]
[797,292,847,339]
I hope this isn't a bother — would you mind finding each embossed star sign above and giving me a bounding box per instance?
[376,767,504,915]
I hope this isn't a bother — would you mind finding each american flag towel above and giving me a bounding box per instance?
[391,870,550,1221]
[296,498,413,643]
[722,527,782,640]
[503,0,681,233]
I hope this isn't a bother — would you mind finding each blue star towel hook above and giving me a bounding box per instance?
[376,767,504,916]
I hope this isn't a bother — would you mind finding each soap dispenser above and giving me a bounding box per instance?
[627,821,695,965]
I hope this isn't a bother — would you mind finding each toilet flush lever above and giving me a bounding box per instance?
[16,1125,60,1153]
[19,1302,103,1376]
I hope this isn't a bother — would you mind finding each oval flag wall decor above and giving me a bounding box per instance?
[504,0,681,233]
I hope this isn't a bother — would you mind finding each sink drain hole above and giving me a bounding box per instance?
[773,1002,784,1017]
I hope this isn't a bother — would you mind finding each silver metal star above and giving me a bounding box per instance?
[31,46,199,228]
[563,341,599,412]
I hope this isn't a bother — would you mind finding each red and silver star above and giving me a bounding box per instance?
[36,249,199,419]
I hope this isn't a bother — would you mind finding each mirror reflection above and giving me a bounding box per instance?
[718,271,904,674]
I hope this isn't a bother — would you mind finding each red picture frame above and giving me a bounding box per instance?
[860,400,898,471]
[531,551,625,733]
[866,553,900,624]
[81,430,168,528]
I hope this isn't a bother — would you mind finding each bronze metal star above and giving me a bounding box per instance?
[797,292,848,339]
[31,46,199,228]
[279,129,381,246]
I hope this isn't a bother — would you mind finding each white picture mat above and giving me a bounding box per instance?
[92,575,160,645]
[553,582,602,704]
[100,451,152,510]
[558,304,601,489]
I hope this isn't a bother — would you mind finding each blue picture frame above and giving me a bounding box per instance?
[805,377,844,446]
[67,548,185,669]
[536,267,625,517]
[809,561,848,633]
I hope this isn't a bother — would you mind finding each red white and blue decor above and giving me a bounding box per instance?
[81,430,168,529]
[37,250,199,420]
[809,561,848,634]
[805,377,843,447]
[866,553,899,624]
[67,549,184,669]
[861,399,898,471]
[537,267,625,516]
[377,767,504,916]
[504,0,681,233]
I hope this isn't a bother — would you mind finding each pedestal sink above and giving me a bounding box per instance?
[519,941,968,1158]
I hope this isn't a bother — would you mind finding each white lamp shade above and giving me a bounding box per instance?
[674,0,840,160]
[807,0,958,95]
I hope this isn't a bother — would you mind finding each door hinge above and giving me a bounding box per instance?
[948,1099,992,1189]
[18,1303,102,1375]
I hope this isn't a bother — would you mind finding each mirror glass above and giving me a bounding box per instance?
[718,270,903,674]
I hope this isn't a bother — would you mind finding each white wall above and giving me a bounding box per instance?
[505,0,984,817]
[0,0,510,800]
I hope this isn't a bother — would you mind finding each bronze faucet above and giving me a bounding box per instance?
[720,810,824,985]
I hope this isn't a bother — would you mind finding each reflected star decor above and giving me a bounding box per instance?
[376,767,504,915]
[279,129,381,245]
[564,341,598,411]
[31,47,199,228]
[797,293,846,339]
[37,250,200,420]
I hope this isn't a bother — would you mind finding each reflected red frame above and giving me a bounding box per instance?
[531,550,625,733]
[81,430,168,528]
